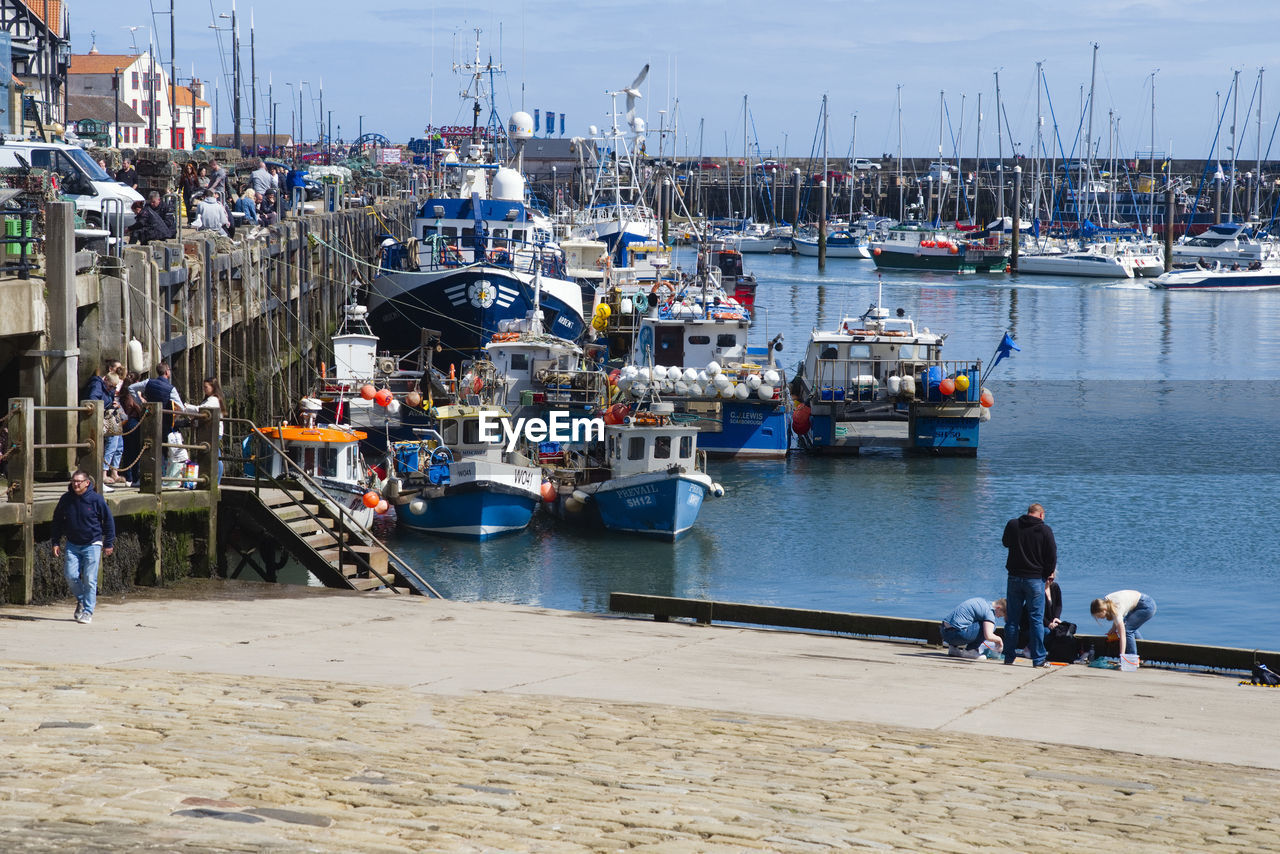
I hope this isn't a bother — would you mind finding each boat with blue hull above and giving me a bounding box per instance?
[390,406,542,540]
[791,296,992,455]
[544,405,722,541]
[1153,263,1280,290]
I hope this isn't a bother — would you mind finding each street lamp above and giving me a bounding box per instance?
[551,165,557,215]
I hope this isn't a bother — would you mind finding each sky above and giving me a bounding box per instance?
[68,0,1280,166]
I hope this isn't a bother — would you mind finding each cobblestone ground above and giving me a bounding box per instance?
[0,661,1275,852]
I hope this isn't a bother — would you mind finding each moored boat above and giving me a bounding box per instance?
[870,224,1008,273]
[245,423,378,527]
[1152,260,1280,291]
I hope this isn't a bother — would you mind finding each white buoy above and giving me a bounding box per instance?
[888,375,901,395]
[683,367,698,383]
[620,297,634,315]
[747,374,762,390]
[565,497,583,513]
[674,380,689,395]
[734,383,750,400]
[572,489,590,503]
[900,375,916,395]
[617,377,632,393]
[652,365,668,381]
[763,369,780,386]
[386,399,401,415]
[631,382,648,398]
[757,384,775,400]
[713,373,732,389]
[706,360,722,376]
[408,498,427,515]
[697,370,709,384]
[719,384,736,400]
[622,364,639,379]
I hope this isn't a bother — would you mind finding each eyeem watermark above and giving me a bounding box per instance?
[479,410,605,452]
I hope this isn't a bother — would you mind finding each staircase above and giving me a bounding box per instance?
[220,480,431,595]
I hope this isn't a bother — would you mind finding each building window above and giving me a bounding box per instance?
[194,128,205,143]
[131,99,137,112]
[141,101,149,116]
[131,71,138,88]
[194,108,201,123]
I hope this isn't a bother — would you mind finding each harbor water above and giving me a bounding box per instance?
[387,251,1280,649]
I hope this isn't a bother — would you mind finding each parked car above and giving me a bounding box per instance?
[852,158,881,171]
[756,159,784,172]
[694,160,721,171]
[811,170,851,183]
[927,162,953,182]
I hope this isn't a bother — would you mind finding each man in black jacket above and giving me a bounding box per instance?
[128,192,176,244]
[52,471,115,624]
[1001,502,1057,667]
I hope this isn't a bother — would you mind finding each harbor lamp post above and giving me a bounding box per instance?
[551,165,557,216]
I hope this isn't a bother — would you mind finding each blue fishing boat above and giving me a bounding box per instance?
[390,405,542,540]
[790,289,993,455]
[544,403,722,540]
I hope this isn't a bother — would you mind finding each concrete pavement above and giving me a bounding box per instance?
[0,581,1276,851]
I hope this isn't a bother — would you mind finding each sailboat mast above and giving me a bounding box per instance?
[744,94,751,225]
[1229,68,1239,221]
[973,91,982,227]
[995,70,1004,222]
[1034,61,1042,229]
[849,113,857,221]
[1083,43,1098,228]
[936,90,944,226]
[1149,69,1157,230]
[955,94,964,223]
[1256,68,1264,220]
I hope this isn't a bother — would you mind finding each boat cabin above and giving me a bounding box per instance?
[802,307,945,392]
[484,333,599,408]
[603,421,700,478]
[640,315,751,369]
[429,404,510,462]
[250,426,367,484]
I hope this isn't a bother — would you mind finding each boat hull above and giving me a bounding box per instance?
[872,248,1007,273]
[398,480,540,540]
[672,399,790,459]
[369,265,586,358]
[1154,268,1280,291]
[792,238,871,258]
[1015,254,1133,278]
[581,470,711,540]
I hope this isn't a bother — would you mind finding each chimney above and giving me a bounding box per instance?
[189,77,204,102]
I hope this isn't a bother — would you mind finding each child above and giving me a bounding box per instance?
[165,423,189,487]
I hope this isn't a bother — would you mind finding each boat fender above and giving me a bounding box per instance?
[710,482,726,498]
[565,497,584,513]
[887,375,902,395]
[571,489,591,504]
[408,497,427,515]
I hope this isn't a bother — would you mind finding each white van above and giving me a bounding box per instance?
[0,137,144,229]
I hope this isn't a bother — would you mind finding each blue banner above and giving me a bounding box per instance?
[533,109,540,133]
[559,113,565,136]
[545,107,554,136]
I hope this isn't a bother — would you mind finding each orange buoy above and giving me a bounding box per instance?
[362,491,380,508]
[939,378,956,396]
[374,388,393,406]
[873,247,882,256]
[359,384,376,400]
[540,481,557,503]
[980,390,995,407]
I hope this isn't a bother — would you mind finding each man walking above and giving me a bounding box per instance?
[1002,502,1057,667]
[52,471,115,625]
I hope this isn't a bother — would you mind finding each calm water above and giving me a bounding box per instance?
[386,251,1280,649]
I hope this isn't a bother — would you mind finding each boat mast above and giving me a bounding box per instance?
[744,94,751,225]
[1033,61,1042,231]
[849,113,857,222]
[1107,109,1114,224]
[936,90,944,227]
[896,84,903,220]
[995,70,1004,223]
[1149,69,1157,231]
[955,94,964,223]
[1083,43,1098,229]
[1229,68,1239,222]
[1255,68,1264,221]
[973,91,981,227]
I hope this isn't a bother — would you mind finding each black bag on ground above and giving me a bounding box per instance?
[1044,621,1080,663]
[1252,664,1280,686]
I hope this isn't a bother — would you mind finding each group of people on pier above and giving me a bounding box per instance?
[126,157,292,246]
[942,502,1156,667]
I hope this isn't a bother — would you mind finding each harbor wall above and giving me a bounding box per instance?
[0,193,415,604]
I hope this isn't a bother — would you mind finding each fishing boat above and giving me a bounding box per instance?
[790,290,992,455]
[368,37,586,358]
[1152,259,1280,291]
[245,423,378,528]
[390,404,543,540]
[543,402,721,540]
[870,223,1008,273]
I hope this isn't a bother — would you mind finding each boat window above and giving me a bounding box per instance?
[510,353,528,371]
[443,226,458,239]
[654,436,671,459]
[898,343,916,359]
[716,334,737,348]
[847,343,870,358]
[607,435,615,459]
[679,436,692,458]
[462,419,481,445]
[628,436,645,460]
[820,346,838,360]
[688,335,710,345]
[441,419,459,446]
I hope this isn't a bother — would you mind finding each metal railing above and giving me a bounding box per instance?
[227,416,441,597]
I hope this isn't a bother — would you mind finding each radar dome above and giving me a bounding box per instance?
[492,167,526,201]
[508,111,534,140]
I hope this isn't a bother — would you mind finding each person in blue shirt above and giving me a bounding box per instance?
[234,188,259,226]
[941,597,1006,659]
[52,471,115,625]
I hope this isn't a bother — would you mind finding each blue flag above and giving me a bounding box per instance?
[989,331,1021,372]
